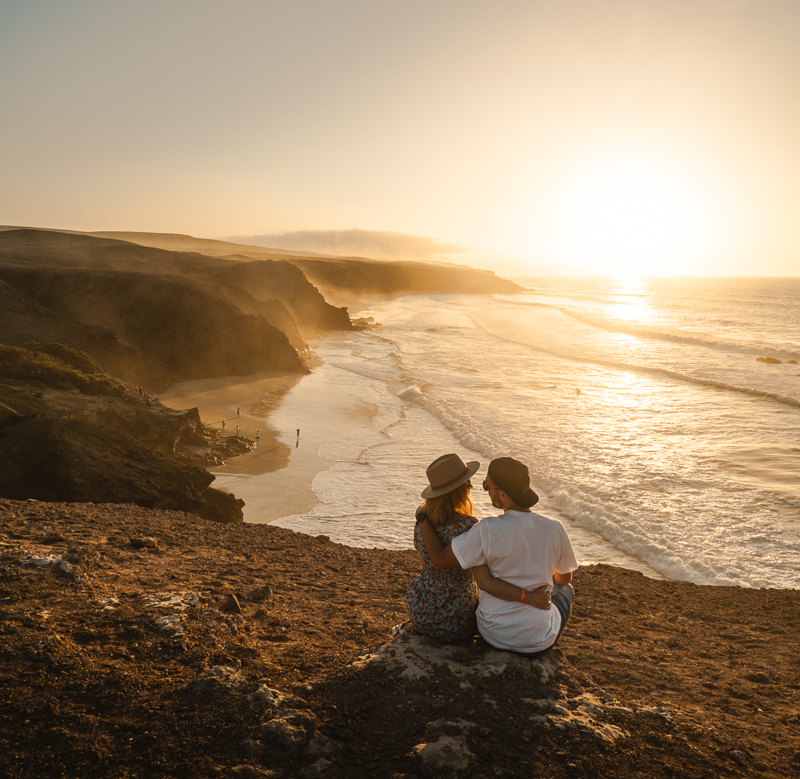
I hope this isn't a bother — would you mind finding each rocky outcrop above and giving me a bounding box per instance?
[3,506,796,779]
[0,414,243,523]
[0,380,206,456]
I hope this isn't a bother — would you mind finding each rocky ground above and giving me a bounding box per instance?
[1,498,799,779]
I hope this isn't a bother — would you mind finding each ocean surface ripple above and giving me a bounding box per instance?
[271,277,800,590]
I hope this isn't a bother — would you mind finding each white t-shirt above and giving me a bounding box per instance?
[451,510,579,653]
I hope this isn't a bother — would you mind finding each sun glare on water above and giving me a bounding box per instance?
[543,151,730,277]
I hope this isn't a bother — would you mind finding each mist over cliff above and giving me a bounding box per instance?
[0,226,523,389]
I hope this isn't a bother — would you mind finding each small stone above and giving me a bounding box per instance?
[129,536,158,549]
[187,666,244,699]
[414,736,474,771]
[249,684,285,708]
[297,758,331,779]
[730,750,748,766]
[221,594,242,614]
[261,718,308,751]
[666,635,680,648]
[249,585,273,602]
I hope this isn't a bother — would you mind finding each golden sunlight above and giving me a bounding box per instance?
[543,151,730,276]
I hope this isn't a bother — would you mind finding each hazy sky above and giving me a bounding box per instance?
[2,0,800,275]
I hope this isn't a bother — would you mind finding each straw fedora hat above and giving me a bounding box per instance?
[421,453,481,499]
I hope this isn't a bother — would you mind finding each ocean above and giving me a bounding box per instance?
[255,277,800,590]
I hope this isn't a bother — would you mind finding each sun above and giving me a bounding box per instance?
[542,151,729,276]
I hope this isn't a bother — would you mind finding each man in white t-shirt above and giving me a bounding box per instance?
[418,457,578,655]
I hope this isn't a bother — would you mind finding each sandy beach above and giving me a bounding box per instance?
[160,371,302,476]
[160,357,381,526]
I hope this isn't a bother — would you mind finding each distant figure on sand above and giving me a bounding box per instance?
[236,425,240,437]
[418,456,578,655]
[255,430,260,441]
[397,454,552,643]
[222,419,226,430]
[237,407,240,417]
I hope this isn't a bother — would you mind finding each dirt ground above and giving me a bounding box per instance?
[1,498,799,779]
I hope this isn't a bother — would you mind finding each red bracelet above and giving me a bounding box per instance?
[519,589,525,603]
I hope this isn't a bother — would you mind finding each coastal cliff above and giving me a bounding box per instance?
[0,225,526,523]
[291,256,524,302]
[0,227,798,778]
[0,347,247,523]
[0,229,337,390]
[0,227,523,388]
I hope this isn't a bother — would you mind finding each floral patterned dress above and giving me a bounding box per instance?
[405,513,480,642]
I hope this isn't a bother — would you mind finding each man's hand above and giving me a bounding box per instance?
[523,585,552,610]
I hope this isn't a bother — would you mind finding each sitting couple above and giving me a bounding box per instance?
[400,453,578,656]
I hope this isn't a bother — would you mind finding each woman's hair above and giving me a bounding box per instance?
[423,481,474,527]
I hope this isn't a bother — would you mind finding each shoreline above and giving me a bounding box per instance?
[160,352,383,527]
[160,370,303,477]
[160,370,322,521]
[159,362,667,577]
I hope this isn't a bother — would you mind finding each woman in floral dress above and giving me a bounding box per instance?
[400,453,481,642]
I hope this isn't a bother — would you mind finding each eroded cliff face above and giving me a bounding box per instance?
[0,415,243,523]
[0,227,525,390]
[0,263,306,391]
[215,259,352,332]
[0,230,333,391]
[0,381,245,523]
[289,256,525,303]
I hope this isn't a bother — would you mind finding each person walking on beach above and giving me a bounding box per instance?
[418,456,578,655]
[399,454,552,643]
